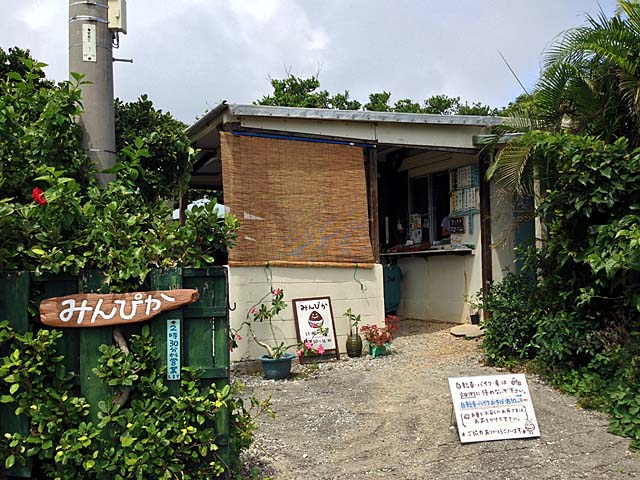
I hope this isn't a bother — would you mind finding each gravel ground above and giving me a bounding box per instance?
[233,320,640,479]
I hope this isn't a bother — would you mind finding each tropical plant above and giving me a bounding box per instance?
[480,132,640,447]
[343,307,361,336]
[487,1,640,192]
[231,288,327,360]
[537,0,640,144]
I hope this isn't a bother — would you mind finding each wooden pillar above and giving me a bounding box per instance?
[367,147,380,262]
[479,152,493,319]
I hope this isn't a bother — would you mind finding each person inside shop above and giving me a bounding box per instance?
[440,214,451,239]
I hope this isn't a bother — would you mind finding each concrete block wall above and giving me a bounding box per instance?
[228,264,385,361]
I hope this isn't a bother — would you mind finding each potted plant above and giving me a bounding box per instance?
[360,315,399,358]
[343,307,363,357]
[230,288,326,380]
[466,294,482,325]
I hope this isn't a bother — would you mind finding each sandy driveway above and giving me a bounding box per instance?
[235,320,640,479]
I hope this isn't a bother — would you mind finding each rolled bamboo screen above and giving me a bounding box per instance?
[220,132,374,268]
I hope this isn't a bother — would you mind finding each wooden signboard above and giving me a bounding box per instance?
[292,296,340,362]
[39,289,198,327]
[448,373,540,443]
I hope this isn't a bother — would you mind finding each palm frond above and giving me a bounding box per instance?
[487,140,535,195]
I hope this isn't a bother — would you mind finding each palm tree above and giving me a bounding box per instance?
[488,0,640,191]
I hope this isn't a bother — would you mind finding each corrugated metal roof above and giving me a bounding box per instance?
[186,103,506,139]
[228,104,505,127]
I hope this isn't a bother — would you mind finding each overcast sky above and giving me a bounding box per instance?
[1,0,617,124]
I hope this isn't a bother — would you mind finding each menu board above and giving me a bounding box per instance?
[292,297,340,362]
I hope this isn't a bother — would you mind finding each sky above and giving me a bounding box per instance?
[1,0,618,124]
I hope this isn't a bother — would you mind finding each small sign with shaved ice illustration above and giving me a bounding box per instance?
[292,296,339,361]
[448,373,540,443]
[39,289,198,327]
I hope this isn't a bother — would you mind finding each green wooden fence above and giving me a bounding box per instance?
[0,267,230,478]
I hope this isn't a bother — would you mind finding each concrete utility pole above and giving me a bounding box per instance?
[69,0,116,186]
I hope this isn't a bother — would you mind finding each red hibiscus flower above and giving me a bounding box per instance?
[32,187,47,206]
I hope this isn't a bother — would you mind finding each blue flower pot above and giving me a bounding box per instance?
[259,353,295,380]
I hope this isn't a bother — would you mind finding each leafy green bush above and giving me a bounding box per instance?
[483,132,640,447]
[481,271,541,366]
[0,53,95,204]
[0,52,239,288]
[0,146,238,288]
[0,49,252,477]
[115,95,192,201]
[0,322,270,478]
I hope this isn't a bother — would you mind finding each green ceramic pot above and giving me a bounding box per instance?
[370,344,387,358]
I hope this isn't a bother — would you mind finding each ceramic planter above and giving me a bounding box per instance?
[370,344,387,358]
[345,333,363,357]
[259,353,295,380]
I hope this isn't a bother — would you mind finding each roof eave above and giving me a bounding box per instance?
[185,101,230,139]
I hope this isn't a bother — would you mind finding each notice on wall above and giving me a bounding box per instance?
[448,373,540,443]
[292,296,340,362]
[449,216,465,234]
[167,319,181,381]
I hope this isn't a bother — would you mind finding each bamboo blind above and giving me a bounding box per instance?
[220,132,374,268]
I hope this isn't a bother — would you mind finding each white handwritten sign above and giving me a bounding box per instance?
[167,319,181,381]
[448,373,540,443]
[39,289,198,327]
[292,297,339,358]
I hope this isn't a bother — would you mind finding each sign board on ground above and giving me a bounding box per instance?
[292,296,340,362]
[448,373,540,443]
[39,289,198,327]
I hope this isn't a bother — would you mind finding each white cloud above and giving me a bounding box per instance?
[306,29,328,51]
[228,0,281,24]
[16,1,58,31]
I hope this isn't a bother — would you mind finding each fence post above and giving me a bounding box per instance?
[78,270,113,424]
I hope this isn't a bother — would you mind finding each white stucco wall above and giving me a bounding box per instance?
[396,249,481,323]
[228,265,385,361]
[490,182,516,281]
